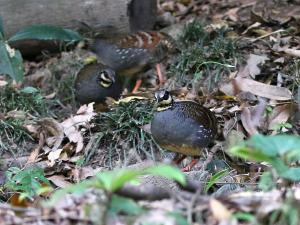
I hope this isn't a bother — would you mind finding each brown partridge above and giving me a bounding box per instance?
[91,31,178,92]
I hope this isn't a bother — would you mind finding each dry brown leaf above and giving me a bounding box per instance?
[48,175,72,188]
[238,54,269,78]
[234,77,292,100]
[24,124,39,134]
[241,107,258,136]
[226,7,240,22]
[26,133,45,165]
[44,92,56,99]
[5,110,26,119]
[241,99,266,136]
[283,48,300,57]
[210,198,232,221]
[61,103,96,153]
[268,104,292,130]
[48,149,64,166]
[37,118,64,151]
[115,96,148,104]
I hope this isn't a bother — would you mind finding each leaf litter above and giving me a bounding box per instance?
[2,0,300,224]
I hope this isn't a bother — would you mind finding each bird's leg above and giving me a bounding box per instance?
[156,63,165,85]
[132,79,142,93]
[172,154,186,165]
[181,157,200,172]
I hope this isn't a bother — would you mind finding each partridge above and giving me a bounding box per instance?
[151,90,218,171]
[74,63,122,104]
[92,31,177,92]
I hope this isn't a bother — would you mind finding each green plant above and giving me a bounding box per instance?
[46,165,185,217]
[0,86,48,152]
[272,122,292,133]
[85,100,161,167]
[230,134,300,186]
[0,17,83,83]
[170,21,236,90]
[204,169,229,193]
[5,166,51,201]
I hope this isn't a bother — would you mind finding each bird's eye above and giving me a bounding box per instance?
[99,71,110,81]
[99,70,113,88]
[162,91,169,100]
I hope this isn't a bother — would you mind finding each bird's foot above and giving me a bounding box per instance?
[181,158,199,172]
[132,79,142,93]
[156,63,165,85]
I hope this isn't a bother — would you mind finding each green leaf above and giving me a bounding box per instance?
[96,170,141,192]
[258,171,275,191]
[5,167,49,199]
[0,41,24,82]
[20,86,39,94]
[109,195,143,216]
[249,135,300,157]
[233,212,257,223]
[280,168,300,181]
[144,165,186,186]
[0,17,4,39]
[205,169,229,193]
[110,170,142,192]
[167,212,191,225]
[8,25,83,43]
[230,145,272,162]
[45,179,95,207]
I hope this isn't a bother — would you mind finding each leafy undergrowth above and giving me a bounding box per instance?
[2,0,300,224]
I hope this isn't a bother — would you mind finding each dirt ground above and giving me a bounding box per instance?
[1,0,300,224]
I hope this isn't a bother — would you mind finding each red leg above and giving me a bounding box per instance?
[132,79,142,93]
[181,158,200,172]
[156,63,165,85]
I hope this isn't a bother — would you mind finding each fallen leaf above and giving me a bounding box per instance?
[44,92,56,99]
[268,104,293,130]
[24,124,38,134]
[115,96,148,104]
[5,110,26,119]
[283,48,300,57]
[26,133,45,164]
[234,77,292,100]
[48,175,72,188]
[210,198,232,221]
[37,118,64,151]
[61,103,96,153]
[238,54,269,78]
[48,149,64,166]
[241,99,267,136]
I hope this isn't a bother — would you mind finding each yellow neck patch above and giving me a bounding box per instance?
[157,104,172,111]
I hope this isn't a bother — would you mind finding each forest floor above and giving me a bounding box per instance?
[1,0,300,224]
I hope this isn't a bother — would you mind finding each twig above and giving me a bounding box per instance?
[116,183,171,201]
[201,144,220,171]
[250,29,285,42]
[187,185,203,224]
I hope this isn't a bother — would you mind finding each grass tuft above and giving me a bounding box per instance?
[84,100,162,168]
[0,87,45,153]
[170,20,237,90]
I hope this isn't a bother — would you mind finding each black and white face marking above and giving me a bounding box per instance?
[98,69,115,88]
[154,90,173,111]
